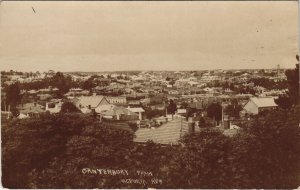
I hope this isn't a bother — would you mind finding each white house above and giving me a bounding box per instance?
[242,97,278,115]
[106,96,127,105]
[75,95,111,113]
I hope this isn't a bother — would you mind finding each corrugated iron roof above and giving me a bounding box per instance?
[134,118,194,145]
[250,97,278,108]
[78,96,106,108]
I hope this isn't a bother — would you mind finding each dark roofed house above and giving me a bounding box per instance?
[46,99,63,114]
[102,121,134,133]
[102,106,138,120]
[134,118,202,145]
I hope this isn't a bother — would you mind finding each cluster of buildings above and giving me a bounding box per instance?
[1,69,286,143]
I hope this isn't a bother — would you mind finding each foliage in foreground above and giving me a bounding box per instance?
[2,107,300,188]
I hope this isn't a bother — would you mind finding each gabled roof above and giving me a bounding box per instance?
[127,107,145,113]
[250,97,278,108]
[102,106,137,116]
[134,118,200,145]
[78,96,107,108]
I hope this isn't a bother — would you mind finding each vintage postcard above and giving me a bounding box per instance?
[0,1,299,189]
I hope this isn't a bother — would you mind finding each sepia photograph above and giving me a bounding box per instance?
[0,1,300,189]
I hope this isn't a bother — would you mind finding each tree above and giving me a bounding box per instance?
[285,63,299,105]
[11,107,20,117]
[82,79,96,90]
[60,102,81,113]
[229,83,235,91]
[167,129,232,188]
[275,95,293,109]
[2,105,300,189]
[198,116,206,128]
[169,80,175,86]
[167,99,177,118]
[5,82,21,108]
[225,100,242,118]
[206,102,222,125]
[230,106,300,188]
[259,69,265,74]
[186,107,198,121]
[167,106,300,188]
[50,72,73,94]
[180,102,189,109]
[2,114,134,188]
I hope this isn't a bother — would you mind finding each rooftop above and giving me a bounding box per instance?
[250,97,278,108]
[134,118,201,145]
[127,107,145,113]
[77,96,106,108]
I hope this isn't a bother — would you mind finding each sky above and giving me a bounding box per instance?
[0,1,298,72]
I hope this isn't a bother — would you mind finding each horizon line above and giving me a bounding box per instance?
[1,67,296,74]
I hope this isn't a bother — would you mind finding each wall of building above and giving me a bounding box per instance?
[243,100,258,114]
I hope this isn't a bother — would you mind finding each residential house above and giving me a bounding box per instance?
[106,96,127,105]
[75,95,111,113]
[46,99,63,114]
[242,97,278,115]
[66,88,89,97]
[102,106,138,120]
[127,107,145,120]
[17,102,46,118]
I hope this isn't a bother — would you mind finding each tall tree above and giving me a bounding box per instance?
[5,82,21,108]
[60,102,81,113]
[167,129,232,188]
[275,95,293,109]
[51,72,72,94]
[225,99,242,118]
[285,62,299,105]
[167,99,177,118]
[207,102,222,125]
[232,106,300,188]
[2,114,135,188]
